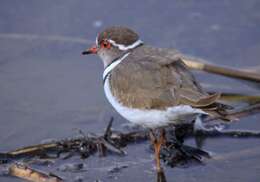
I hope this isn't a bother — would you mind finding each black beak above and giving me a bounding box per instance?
[82,45,98,55]
[82,50,92,55]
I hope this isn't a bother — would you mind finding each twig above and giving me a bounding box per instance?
[1,127,259,164]
[182,58,260,84]
[0,103,259,164]
[195,129,260,138]
[8,163,63,182]
[7,143,59,156]
[204,103,260,122]
[228,103,260,118]
[217,92,260,104]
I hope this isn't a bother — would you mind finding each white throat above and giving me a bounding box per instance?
[102,52,130,81]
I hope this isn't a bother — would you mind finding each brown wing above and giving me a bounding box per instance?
[110,55,176,109]
[110,55,223,112]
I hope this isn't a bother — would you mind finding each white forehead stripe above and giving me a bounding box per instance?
[103,52,130,80]
[108,39,143,51]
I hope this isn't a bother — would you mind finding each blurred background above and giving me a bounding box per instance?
[0,0,260,181]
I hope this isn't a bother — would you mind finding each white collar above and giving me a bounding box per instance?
[102,52,130,81]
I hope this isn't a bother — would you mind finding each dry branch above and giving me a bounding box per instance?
[0,102,259,182]
[0,102,259,164]
[8,163,63,182]
[218,93,260,104]
[183,58,260,84]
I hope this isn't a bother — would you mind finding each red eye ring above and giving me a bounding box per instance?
[101,40,111,49]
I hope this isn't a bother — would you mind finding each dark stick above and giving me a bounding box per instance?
[1,103,260,163]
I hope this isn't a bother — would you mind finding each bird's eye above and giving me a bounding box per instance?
[101,40,111,49]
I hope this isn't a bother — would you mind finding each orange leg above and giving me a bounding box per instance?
[149,129,166,172]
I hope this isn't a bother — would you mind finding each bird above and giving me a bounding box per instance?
[82,26,232,172]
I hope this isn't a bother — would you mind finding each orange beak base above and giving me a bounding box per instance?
[82,45,98,55]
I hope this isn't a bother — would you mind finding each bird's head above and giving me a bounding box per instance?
[82,26,143,68]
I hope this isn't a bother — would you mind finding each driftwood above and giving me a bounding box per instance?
[218,93,260,105]
[0,99,259,182]
[0,91,259,182]
[1,102,260,164]
[8,163,63,182]
[1,127,259,164]
[182,58,260,86]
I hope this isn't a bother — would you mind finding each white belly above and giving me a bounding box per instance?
[104,76,206,128]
